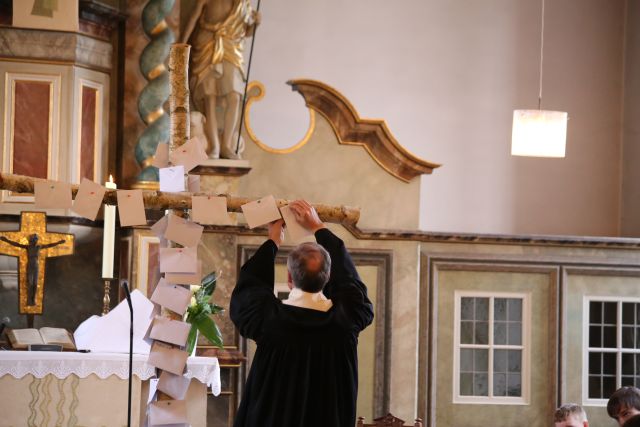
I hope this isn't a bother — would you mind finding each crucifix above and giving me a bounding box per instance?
[0,211,74,326]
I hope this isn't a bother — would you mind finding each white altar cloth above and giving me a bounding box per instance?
[0,351,221,395]
[0,351,220,426]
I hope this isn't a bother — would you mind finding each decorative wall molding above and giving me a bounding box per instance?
[288,79,441,183]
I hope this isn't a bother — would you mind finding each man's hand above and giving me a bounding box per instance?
[268,219,285,247]
[289,200,326,233]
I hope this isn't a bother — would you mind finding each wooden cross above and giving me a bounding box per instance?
[0,212,74,316]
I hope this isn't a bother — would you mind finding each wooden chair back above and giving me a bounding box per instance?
[357,413,424,427]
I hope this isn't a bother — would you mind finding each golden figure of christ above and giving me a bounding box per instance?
[0,212,74,314]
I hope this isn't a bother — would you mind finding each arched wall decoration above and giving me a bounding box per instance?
[242,80,316,154]
[288,78,441,183]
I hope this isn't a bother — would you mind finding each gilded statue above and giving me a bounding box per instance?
[181,0,260,160]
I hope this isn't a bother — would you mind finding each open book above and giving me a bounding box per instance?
[7,327,76,350]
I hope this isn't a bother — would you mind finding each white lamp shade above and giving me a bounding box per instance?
[511,109,568,157]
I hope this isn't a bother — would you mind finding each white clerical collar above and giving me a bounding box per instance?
[283,288,333,312]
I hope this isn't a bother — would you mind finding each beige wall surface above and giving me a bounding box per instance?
[245,0,627,236]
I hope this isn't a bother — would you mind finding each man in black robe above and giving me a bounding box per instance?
[230,200,374,427]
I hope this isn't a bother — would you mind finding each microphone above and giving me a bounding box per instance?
[120,280,133,427]
[0,316,8,337]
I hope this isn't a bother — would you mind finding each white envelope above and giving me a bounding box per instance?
[280,205,314,243]
[165,260,202,285]
[157,371,192,400]
[148,399,188,425]
[159,247,198,273]
[72,178,107,220]
[150,281,192,315]
[240,195,282,228]
[192,195,231,225]
[151,215,169,239]
[159,166,186,193]
[187,175,200,193]
[164,214,203,248]
[149,316,191,347]
[169,138,208,173]
[152,143,169,169]
[34,181,72,209]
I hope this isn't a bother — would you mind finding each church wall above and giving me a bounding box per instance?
[246,0,627,236]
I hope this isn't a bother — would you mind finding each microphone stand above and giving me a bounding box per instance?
[121,281,133,427]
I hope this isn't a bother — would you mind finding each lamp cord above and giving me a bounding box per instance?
[538,0,545,110]
[236,0,262,155]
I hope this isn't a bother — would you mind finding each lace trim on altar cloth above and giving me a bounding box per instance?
[0,352,221,396]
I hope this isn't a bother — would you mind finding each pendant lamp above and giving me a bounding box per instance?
[511,0,567,158]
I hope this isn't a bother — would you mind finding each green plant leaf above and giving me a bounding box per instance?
[194,313,223,349]
[185,323,199,355]
[200,272,218,297]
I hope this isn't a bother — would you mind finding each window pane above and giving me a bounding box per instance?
[474,349,488,373]
[508,322,522,346]
[473,373,488,396]
[493,373,507,396]
[475,321,488,345]
[623,327,635,349]
[603,326,617,348]
[508,350,522,373]
[603,353,616,375]
[636,354,640,375]
[589,352,602,375]
[604,302,617,325]
[460,348,473,372]
[590,301,602,324]
[494,298,507,321]
[589,375,602,399]
[460,372,473,395]
[603,376,617,398]
[494,349,507,373]
[636,328,640,349]
[461,321,473,344]
[623,303,635,325]
[507,373,521,397]
[622,376,636,387]
[590,326,602,348]
[508,299,522,321]
[461,298,474,320]
[623,353,635,375]
[476,298,489,321]
[494,322,507,345]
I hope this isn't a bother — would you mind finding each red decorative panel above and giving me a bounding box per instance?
[80,86,97,181]
[13,81,50,179]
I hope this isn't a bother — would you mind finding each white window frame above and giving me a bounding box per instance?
[582,296,640,406]
[452,291,531,405]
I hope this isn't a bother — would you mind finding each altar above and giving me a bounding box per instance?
[0,351,220,427]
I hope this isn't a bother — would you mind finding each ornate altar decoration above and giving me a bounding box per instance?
[0,211,74,315]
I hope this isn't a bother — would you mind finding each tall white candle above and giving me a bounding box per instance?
[102,175,116,279]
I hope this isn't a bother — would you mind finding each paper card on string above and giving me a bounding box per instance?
[150,281,191,315]
[159,247,198,273]
[241,195,281,229]
[34,181,72,209]
[169,138,208,173]
[148,341,189,376]
[152,142,169,169]
[72,178,107,220]
[187,174,200,193]
[280,205,314,243]
[148,399,188,425]
[150,215,169,239]
[116,190,147,226]
[159,165,186,193]
[148,378,159,404]
[192,195,231,225]
[158,371,192,400]
[149,316,191,347]
[165,214,203,248]
[165,260,202,285]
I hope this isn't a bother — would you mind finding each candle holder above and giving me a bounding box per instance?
[102,278,113,315]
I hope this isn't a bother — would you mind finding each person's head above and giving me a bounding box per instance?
[608,386,640,425]
[28,234,38,245]
[554,403,588,427]
[286,242,331,293]
[623,415,640,427]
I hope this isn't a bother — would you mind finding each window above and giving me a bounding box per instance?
[584,298,640,404]
[453,292,530,404]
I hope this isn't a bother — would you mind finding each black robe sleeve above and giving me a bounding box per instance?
[230,239,279,342]
[316,228,374,333]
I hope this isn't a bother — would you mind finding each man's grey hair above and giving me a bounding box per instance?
[554,403,587,423]
[287,242,331,293]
